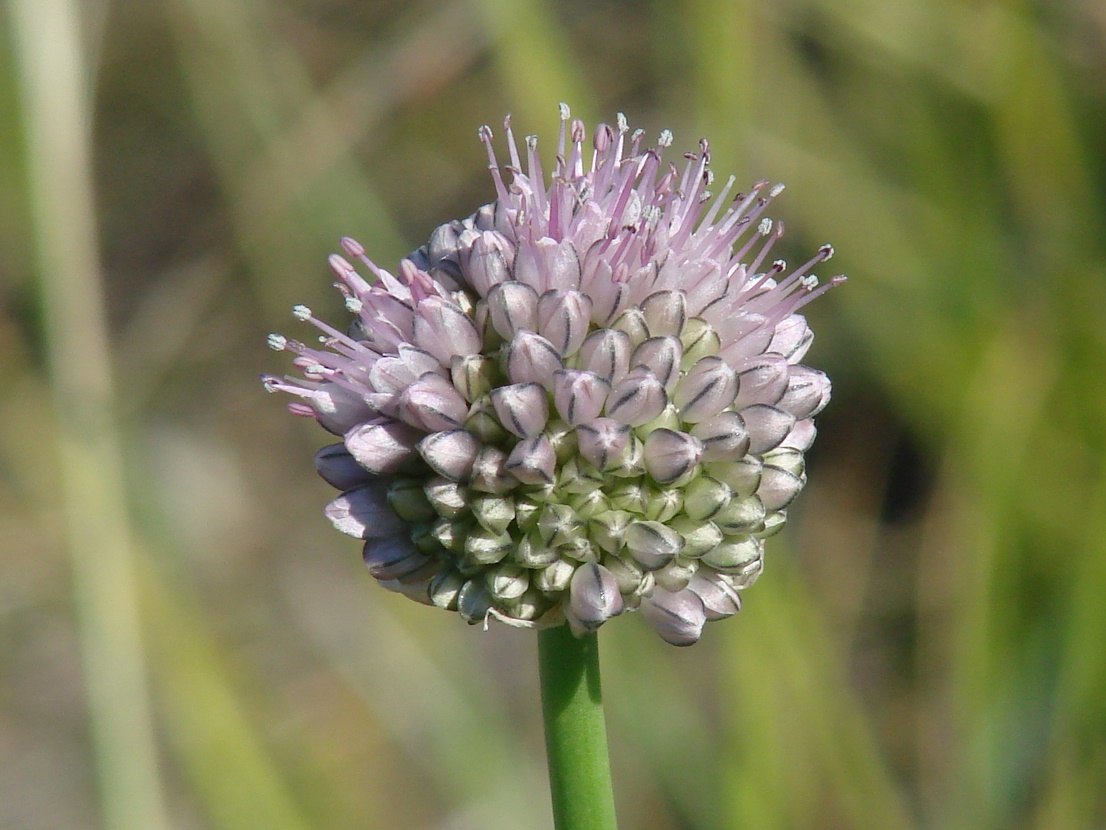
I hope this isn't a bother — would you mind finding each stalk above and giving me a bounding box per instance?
[538,624,618,830]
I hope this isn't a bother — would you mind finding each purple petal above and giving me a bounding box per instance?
[363,536,432,580]
[777,366,831,419]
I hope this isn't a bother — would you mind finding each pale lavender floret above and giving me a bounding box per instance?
[640,587,707,647]
[266,106,842,645]
[489,382,549,438]
[314,443,374,490]
[344,419,422,474]
[566,562,625,636]
[325,485,406,539]
[552,370,610,425]
[606,367,667,426]
[505,330,564,389]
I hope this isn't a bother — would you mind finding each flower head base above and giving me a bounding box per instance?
[264,106,842,645]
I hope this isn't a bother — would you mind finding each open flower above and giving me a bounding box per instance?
[263,105,842,645]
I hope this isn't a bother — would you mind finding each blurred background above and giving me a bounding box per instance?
[2,0,1105,827]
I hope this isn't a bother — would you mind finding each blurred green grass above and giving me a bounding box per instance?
[2,0,1105,828]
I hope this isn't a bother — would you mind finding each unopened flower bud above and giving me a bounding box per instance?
[690,412,750,461]
[641,587,707,646]
[733,355,789,409]
[643,428,703,485]
[624,520,683,570]
[740,404,796,454]
[450,354,497,402]
[686,571,742,620]
[325,485,405,538]
[757,464,805,510]
[537,290,593,356]
[417,429,479,481]
[566,562,624,635]
[631,336,683,391]
[578,328,631,383]
[487,281,539,340]
[344,419,421,474]
[606,367,668,426]
[490,382,549,438]
[505,330,564,389]
[314,443,372,490]
[505,434,557,485]
[553,370,610,425]
[640,290,687,337]
[674,357,738,423]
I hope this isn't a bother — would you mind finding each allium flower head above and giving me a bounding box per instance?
[264,105,842,645]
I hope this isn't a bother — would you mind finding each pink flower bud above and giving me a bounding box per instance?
[690,411,750,461]
[325,484,405,538]
[624,520,683,570]
[314,443,373,490]
[417,429,480,481]
[486,281,540,341]
[640,289,688,337]
[643,428,703,485]
[489,382,549,438]
[733,354,789,409]
[641,587,707,646]
[411,297,482,364]
[552,370,610,425]
[395,373,469,432]
[631,336,683,391]
[575,417,631,470]
[606,367,668,426]
[537,290,593,356]
[344,419,421,474]
[673,356,739,422]
[740,404,796,454]
[566,562,625,635]
[505,434,557,485]
[505,330,564,389]
[578,328,631,384]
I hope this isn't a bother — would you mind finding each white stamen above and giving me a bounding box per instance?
[267,334,287,351]
[616,112,628,133]
[345,296,364,313]
[820,244,835,260]
[559,102,571,121]
[758,218,773,236]
[801,275,819,290]
[658,129,674,148]
[293,304,312,321]
[769,183,786,198]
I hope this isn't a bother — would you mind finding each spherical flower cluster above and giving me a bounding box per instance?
[263,106,842,645]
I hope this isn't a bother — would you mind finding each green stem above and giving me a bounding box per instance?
[538,624,618,830]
